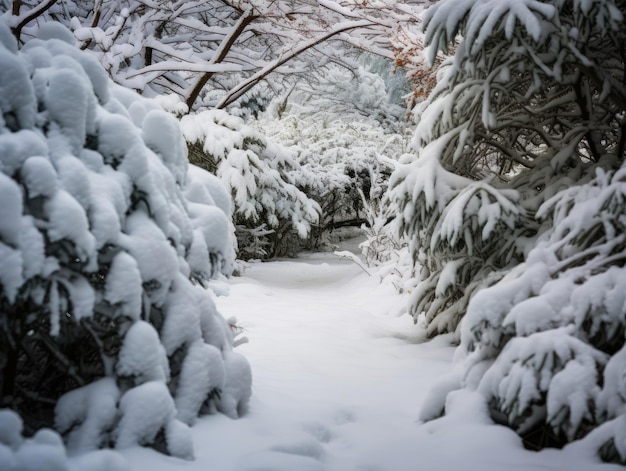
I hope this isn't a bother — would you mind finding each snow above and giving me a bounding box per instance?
[141,110,187,185]
[104,251,143,321]
[0,172,22,244]
[599,344,626,419]
[0,47,35,130]
[115,381,176,449]
[185,164,232,216]
[55,378,121,453]
[0,244,22,304]
[21,155,58,197]
[0,409,23,449]
[187,203,233,264]
[120,244,620,471]
[174,340,225,425]
[161,274,203,355]
[45,189,97,264]
[12,429,67,471]
[0,130,49,177]
[119,211,179,307]
[43,66,92,153]
[116,321,170,384]
[67,450,128,471]
[216,350,252,419]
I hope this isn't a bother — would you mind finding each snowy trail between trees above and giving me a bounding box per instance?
[122,241,623,471]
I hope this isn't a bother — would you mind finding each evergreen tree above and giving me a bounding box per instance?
[392,0,626,460]
[182,109,320,259]
[0,22,250,460]
[392,0,626,337]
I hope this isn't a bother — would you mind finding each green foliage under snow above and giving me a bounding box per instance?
[392,0,626,461]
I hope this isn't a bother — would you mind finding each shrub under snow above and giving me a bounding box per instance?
[183,109,320,259]
[421,162,626,461]
[399,0,626,462]
[255,63,411,254]
[0,20,251,463]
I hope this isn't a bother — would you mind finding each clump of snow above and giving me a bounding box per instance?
[0,46,35,131]
[115,381,175,448]
[45,189,97,266]
[217,350,253,419]
[0,130,48,176]
[0,409,23,449]
[115,381,194,460]
[42,66,91,153]
[104,251,143,321]
[164,419,194,461]
[142,110,187,184]
[116,321,170,384]
[0,172,23,245]
[55,378,121,453]
[37,22,76,44]
[21,155,58,197]
[160,274,204,356]
[175,340,225,424]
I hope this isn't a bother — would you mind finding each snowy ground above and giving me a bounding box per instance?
[122,239,624,471]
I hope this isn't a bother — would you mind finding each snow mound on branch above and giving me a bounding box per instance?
[55,378,120,453]
[117,321,170,384]
[217,350,253,419]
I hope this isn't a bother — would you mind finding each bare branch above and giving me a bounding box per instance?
[9,0,58,42]
[216,19,377,109]
[186,7,256,110]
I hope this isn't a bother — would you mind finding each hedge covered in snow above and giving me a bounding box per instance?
[0,21,250,464]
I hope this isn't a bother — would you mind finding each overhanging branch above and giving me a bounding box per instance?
[215,19,378,109]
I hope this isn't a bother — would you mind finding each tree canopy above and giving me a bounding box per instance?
[2,0,422,111]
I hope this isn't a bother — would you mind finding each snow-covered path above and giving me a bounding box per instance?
[123,244,624,471]
[212,251,453,471]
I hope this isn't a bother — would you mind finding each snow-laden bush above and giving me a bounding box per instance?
[0,21,250,460]
[390,150,536,337]
[183,109,320,259]
[426,162,626,459]
[392,0,626,337]
[402,0,626,462]
[255,63,411,252]
[0,408,128,471]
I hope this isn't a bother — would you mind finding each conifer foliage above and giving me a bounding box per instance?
[392,0,626,460]
[182,109,320,259]
[0,22,250,460]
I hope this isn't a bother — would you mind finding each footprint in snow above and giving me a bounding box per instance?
[301,421,334,443]
[235,450,325,471]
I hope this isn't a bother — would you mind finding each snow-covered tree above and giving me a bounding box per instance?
[449,163,626,458]
[182,109,320,259]
[253,61,411,252]
[2,0,422,111]
[398,0,626,461]
[392,0,626,337]
[390,1,444,112]
[0,21,250,459]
